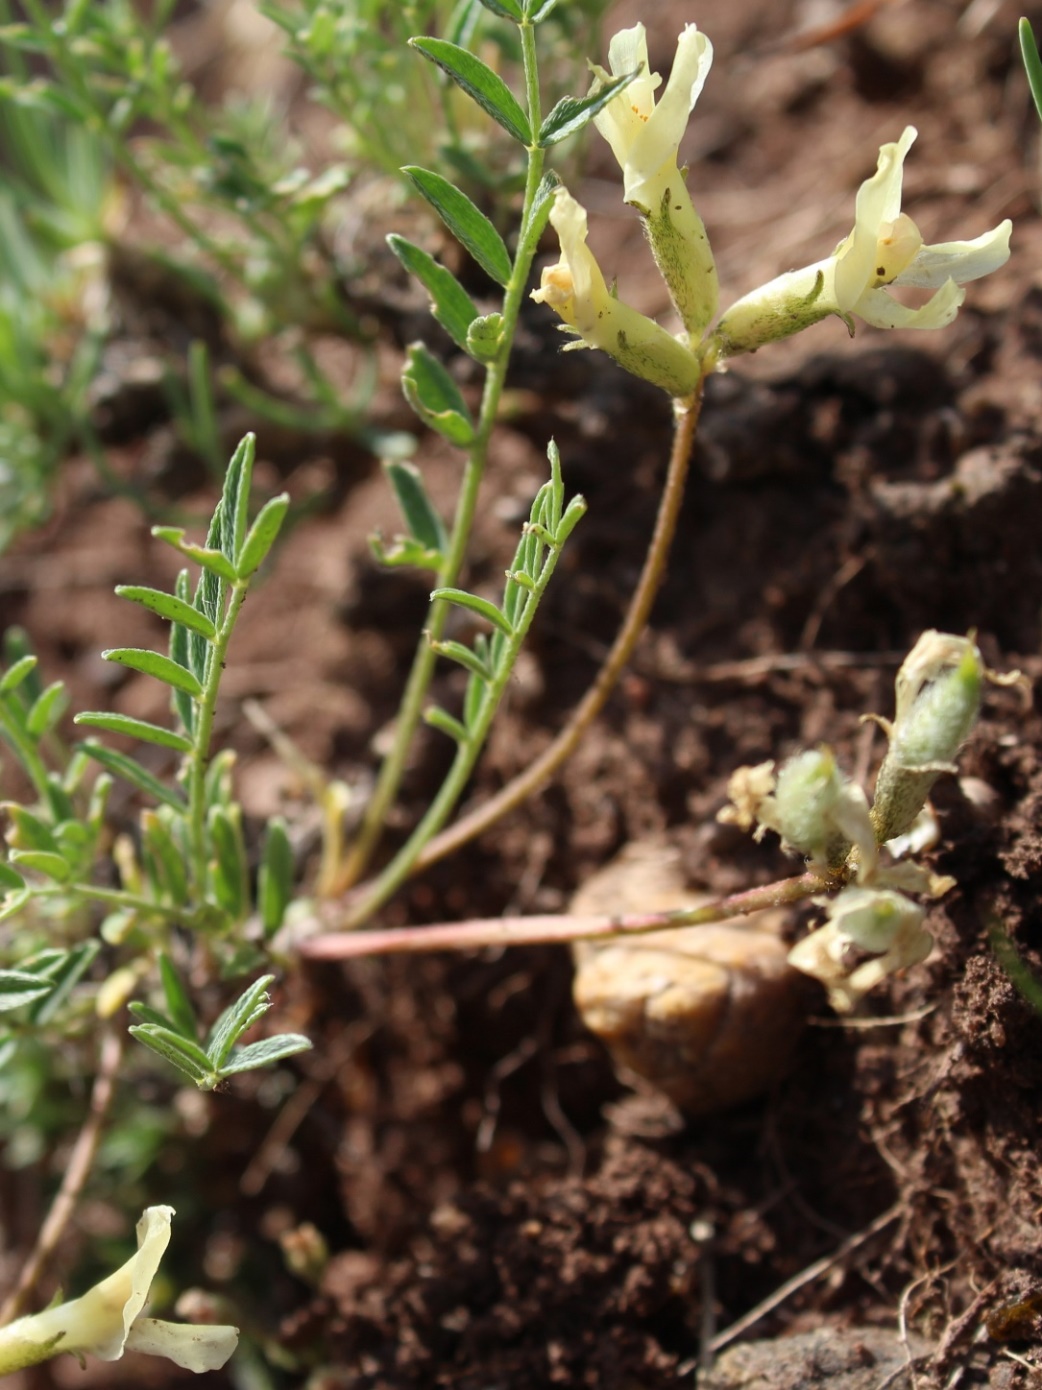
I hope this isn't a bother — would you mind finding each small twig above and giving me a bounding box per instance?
[299,867,841,960]
[708,1203,900,1354]
[0,1025,124,1323]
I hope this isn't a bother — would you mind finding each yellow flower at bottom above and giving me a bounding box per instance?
[0,1207,239,1375]
[532,187,700,398]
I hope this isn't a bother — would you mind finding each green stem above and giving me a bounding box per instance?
[186,582,248,895]
[34,882,190,923]
[333,17,547,892]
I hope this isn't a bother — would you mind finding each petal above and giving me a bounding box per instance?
[546,188,608,314]
[634,26,712,175]
[894,219,1012,289]
[126,1318,239,1373]
[593,24,657,167]
[853,278,964,330]
[834,127,916,309]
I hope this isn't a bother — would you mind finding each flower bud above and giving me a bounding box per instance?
[870,633,982,844]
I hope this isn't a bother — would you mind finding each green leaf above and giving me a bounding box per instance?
[102,648,204,698]
[152,528,238,583]
[0,655,37,695]
[128,1000,177,1031]
[429,638,493,681]
[78,741,187,811]
[9,849,72,882]
[386,235,477,351]
[384,461,448,554]
[129,1024,214,1085]
[208,805,247,919]
[220,1033,313,1075]
[159,953,198,1039]
[142,811,190,907]
[401,343,475,445]
[205,975,274,1070]
[525,0,561,19]
[2,805,59,854]
[115,586,218,641]
[538,71,636,146]
[424,706,470,744]
[170,571,196,737]
[258,817,294,938]
[0,860,24,891]
[236,493,290,578]
[431,587,514,635]
[410,37,531,144]
[0,888,31,924]
[29,940,100,1025]
[26,682,68,738]
[402,167,512,287]
[222,434,256,566]
[74,713,193,754]
[474,0,522,18]
[0,970,54,1011]
[1021,19,1042,124]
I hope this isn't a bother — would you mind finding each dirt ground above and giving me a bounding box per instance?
[4,0,1042,1385]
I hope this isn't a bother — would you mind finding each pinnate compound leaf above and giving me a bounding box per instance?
[386,235,477,351]
[115,586,218,640]
[402,167,512,287]
[78,741,187,811]
[102,648,204,698]
[219,1033,313,1075]
[410,38,531,144]
[538,71,636,146]
[129,1024,213,1085]
[402,344,475,445]
[74,712,193,754]
[237,493,290,578]
[0,970,55,1011]
[152,528,237,583]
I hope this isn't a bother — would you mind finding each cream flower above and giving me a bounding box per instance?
[590,23,718,335]
[713,126,1012,357]
[531,187,700,398]
[592,23,712,211]
[0,1206,239,1375]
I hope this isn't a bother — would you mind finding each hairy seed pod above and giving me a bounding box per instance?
[571,841,810,1117]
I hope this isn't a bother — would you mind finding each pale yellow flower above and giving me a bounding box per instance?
[0,1207,239,1375]
[714,127,1011,356]
[531,187,700,397]
[590,23,718,335]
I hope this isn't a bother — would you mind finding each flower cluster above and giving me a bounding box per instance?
[533,24,1012,395]
[720,633,1019,1012]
